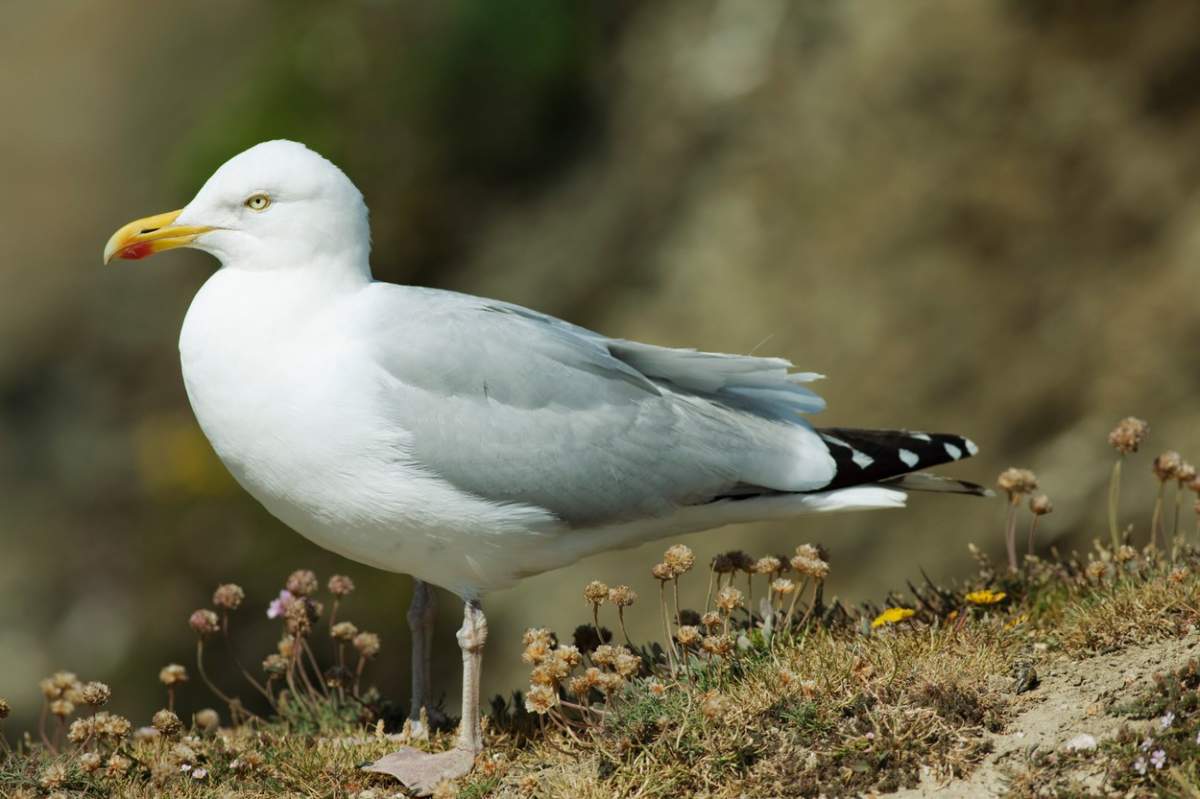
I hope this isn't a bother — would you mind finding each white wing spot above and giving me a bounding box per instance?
[898,449,919,468]
[964,438,979,456]
[909,432,932,442]
[851,449,875,469]
[944,442,963,460]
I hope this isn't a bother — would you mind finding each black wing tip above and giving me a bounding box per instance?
[816,427,980,490]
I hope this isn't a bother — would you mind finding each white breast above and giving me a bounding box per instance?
[177,268,561,596]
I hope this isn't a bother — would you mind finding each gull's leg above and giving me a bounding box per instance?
[365,599,485,795]
[407,579,437,733]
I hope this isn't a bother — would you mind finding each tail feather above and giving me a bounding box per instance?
[882,472,991,497]
[815,427,979,491]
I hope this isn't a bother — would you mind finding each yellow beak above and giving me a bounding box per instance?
[102,209,214,264]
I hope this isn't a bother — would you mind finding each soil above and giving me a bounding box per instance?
[890,630,1200,797]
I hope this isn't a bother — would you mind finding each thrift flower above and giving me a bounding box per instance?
[1161,711,1175,729]
[1134,756,1147,775]
[267,590,296,619]
[1151,749,1166,769]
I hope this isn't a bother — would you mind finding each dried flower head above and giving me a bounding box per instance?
[81,681,111,707]
[715,585,744,613]
[189,609,220,637]
[997,468,1038,497]
[78,751,102,773]
[583,580,609,606]
[710,553,735,574]
[67,717,93,743]
[608,585,637,607]
[158,664,189,687]
[729,550,756,572]
[283,599,312,636]
[675,625,701,647]
[791,553,830,579]
[212,583,245,611]
[700,611,722,630]
[871,607,915,628]
[353,631,381,658]
[262,654,288,676]
[529,664,557,687]
[331,621,359,641]
[964,589,1006,605]
[327,574,356,597]
[152,708,182,737]
[286,569,319,596]
[277,635,296,658]
[524,684,559,715]
[591,644,620,668]
[700,691,731,720]
[1085,560,1109,581]
[1114,544,1137,563]
[701,634,734,657]
[552,644,582,671]
[92,711,131,739]
[1108,417,1149,454]
[39,671,78,700]
[650,562,674,581]
[1153,451,1183,482]
[106,754,132,778]
[596,671,626,696]
[0,697,8,719]
[1029,494,1053,515]
[663,544,695,575]
[753,556,782,575]
[1177,462,1197,485]
[613,651,641,678]
[193,708,220,732]
[567,667,602,698]
[39,763,68,790]
[522,637,552,666]
[795,543,820,560]
[1169,566,1190,583]
[49,699,74,718]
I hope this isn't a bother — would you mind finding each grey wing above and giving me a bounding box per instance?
[362,286,837,527]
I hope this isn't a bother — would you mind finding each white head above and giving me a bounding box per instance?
[104,140,372,279]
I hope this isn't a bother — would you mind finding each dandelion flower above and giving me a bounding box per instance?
[871,607,915,628]
[964,589,1006,605]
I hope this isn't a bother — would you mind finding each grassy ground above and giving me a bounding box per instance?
[4,540,1200,798]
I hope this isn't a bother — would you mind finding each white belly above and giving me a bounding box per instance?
[177,270,561,597]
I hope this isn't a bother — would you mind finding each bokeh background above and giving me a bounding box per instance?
[4,0,1200,732]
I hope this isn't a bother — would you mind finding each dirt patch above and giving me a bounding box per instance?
[892,630,1200,797]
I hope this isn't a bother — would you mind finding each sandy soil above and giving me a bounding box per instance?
[891,630,1200,797]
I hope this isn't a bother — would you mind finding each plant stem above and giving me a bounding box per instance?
[1108,457,1123,549]
[1151,481,1165,551]
[1004,498,1019,573]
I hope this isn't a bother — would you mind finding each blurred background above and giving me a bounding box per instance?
[4,0,1200,732]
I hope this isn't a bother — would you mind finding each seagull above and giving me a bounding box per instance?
[104,140,982,793]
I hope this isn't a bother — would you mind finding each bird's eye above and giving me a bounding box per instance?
[245,193,271,211]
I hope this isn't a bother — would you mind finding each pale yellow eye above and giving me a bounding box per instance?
[245,193,271,211]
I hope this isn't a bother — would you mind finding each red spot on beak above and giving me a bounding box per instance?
[120,242,153,260]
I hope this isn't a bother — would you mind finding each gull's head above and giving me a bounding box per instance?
[103,140,370,274]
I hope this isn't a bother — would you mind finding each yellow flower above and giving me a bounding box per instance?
[964,589,1006,605]
[871,607,915,628]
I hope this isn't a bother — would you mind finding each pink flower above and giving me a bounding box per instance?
[267,590,295,619]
